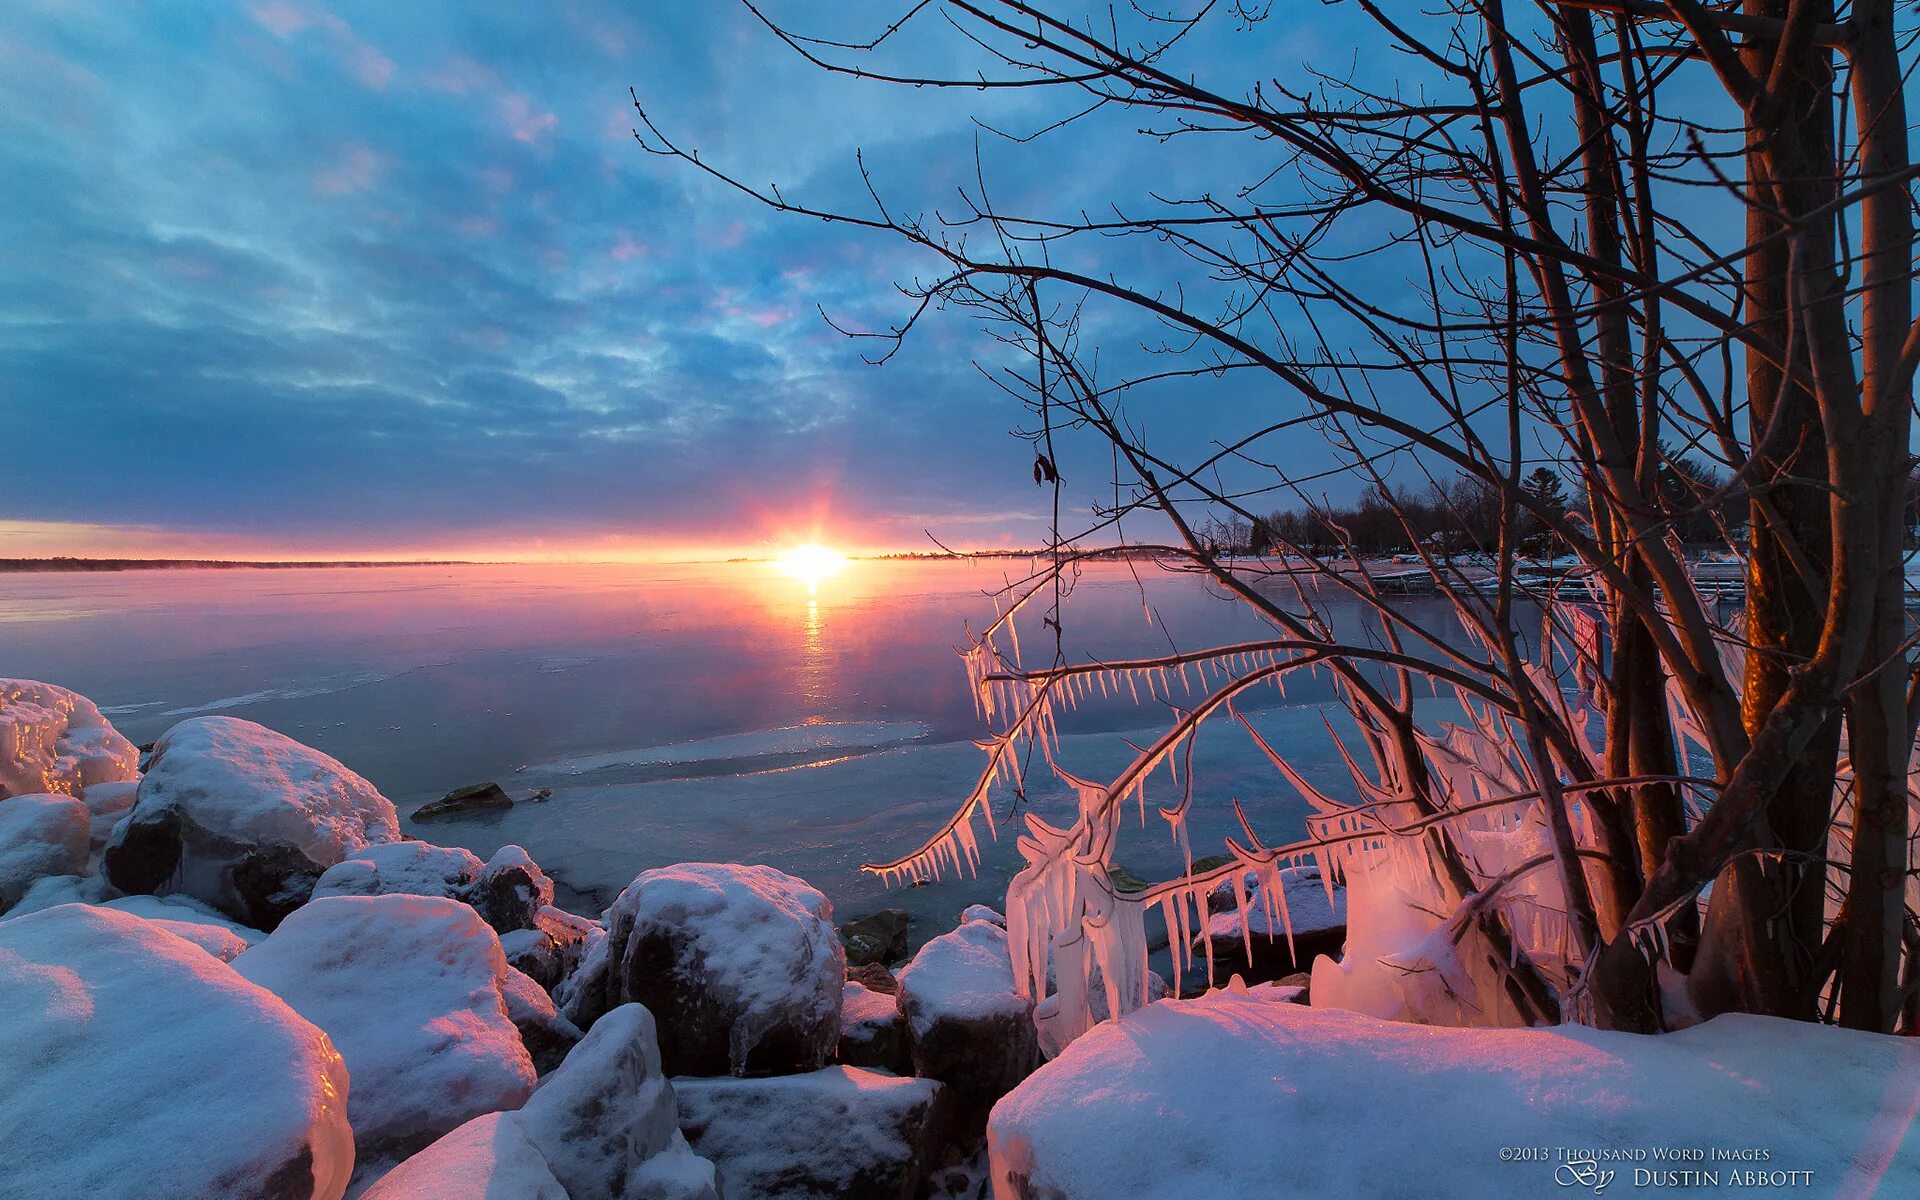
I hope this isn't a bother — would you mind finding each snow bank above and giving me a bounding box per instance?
[0,793,89,914]
[0,679,138,800]
[233,894,535,1163]
[584,862,844,1076]
[105,716,401,928]
[675,1066,949,1200]
[988,992,1920,1200]
[0,904,353,1200]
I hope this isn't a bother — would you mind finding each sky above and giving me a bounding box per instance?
[0,1,1737,562]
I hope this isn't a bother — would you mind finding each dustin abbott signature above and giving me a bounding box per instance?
[1555,1158,1617,1194]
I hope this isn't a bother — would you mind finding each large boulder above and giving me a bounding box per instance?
[989,993,1920,1200]
[675,1066,949,1200]
[576,863,844,1077]
[897,919,1038,1135]
[837,978,909,1073]
[0,679,138,800]
[0,793,89,914]
[0,904,353,1200]
[364,1003,721,1200]
[104,717,401,929]
[233,894,536,1169]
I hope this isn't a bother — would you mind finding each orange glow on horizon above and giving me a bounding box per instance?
[772,543,849,591]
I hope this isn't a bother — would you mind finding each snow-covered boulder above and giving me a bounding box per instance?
[104,717,401,929]
[358,1111,568,1200]
[897,919,1038,1135]
[103,892,264,960]
[505,963,582,1074]
[311,839,484,903]
[676,1066,949,1200]
[504,903,600,990]
[0,904,353,1200]
[837,978,909,1073]
[1191,863,1346,986]
[961,904,1006,927]
[989,993,1920,1200]
[233,894,535,1167]
[576,862,844,1076]
[516,1002,718,1200]
[0,679,138,800]
[80,778,139,861]
[0,793,89,914]
[468,843,554,933]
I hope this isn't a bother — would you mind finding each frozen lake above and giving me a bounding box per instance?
[2,559,1459,935]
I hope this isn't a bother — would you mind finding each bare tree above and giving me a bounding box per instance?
[634,0,1920,1035]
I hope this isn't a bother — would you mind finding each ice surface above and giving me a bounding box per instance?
[0,904,353,1200]
[521,720,931,777]
[233,894,535,1158]
[0,679,138,800]
[989,992,1920,1199]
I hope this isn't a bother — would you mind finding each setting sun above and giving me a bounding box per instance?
[773,543,847,590]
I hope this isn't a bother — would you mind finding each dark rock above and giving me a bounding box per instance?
[897,921,1038,1138]
[575,863,844,1077]
[837,979,910,1074]
[504,965,583,1075]
[847,961,899,995]
[468,845,554,934]
[503,905,601,991]
[840,907,910,966]
[412,781,513,821]
[1105,863,1149,894]
[675,1067,949,1200]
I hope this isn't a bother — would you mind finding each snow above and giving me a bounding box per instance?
[4,872,107,917]
[515,1003,719,1200]
[961,903,1006,926]
[989,992,1920,1200]
[313,840,485,902]
[80,779,138,861]
[0,679,138,801]
[358,1111,569,1200]
[897,918,1028,1038]
[233,894,535,1159]
[674,1066,947,1200]
[0,904,353,1200]
[102,893,264,960]
[0,794,89,914]
[600,862,843,1075]
[842,978,900,1031]
[127,716,400,867]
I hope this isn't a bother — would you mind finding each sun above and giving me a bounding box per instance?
[774,543,848,591]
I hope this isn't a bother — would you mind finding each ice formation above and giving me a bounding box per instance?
[0,678,139,800]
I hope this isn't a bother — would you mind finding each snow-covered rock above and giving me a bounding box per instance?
[311,839,484,903]
[516,1003,719,1200]
[989,993,1920,1200]
[233,894,535,1166]
[102,892,264,960]
[576,862,844,1076]
[104,717,401,929]
[468,843,554,933]
[505,962,582,1074]
[3,871,106,917]
[0,904,353,1200]
[0,793,89,914]
[676,1066,949,1200]
[504,904,600,990]
[358,1111,568,1200]
[897,919,1038,1134]
[960,904,1006,927]
[0,679,139,800]
[80,778,139,861]
[838,977,909,1073]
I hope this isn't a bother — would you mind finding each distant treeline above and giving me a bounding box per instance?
[1200,453,1742,558]
[0,558,476,572]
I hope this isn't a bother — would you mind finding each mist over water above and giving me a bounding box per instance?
[3,559,1465,932]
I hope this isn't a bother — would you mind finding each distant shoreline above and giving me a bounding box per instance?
[0,558,480,573]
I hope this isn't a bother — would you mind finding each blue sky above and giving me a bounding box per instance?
[0,1,1627,560]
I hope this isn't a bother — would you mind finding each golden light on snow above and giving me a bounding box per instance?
[774,543,847,591]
